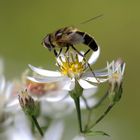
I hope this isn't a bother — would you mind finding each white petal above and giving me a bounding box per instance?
[28,64,62,77]
[121,63,126,75]
[41,100,74,118]
[45,90,69,102]
[83,64,116,77]
[43,121,64,140]
[82,69,109,78]
[83,87,98,97]
[6,99,19,107]
[84,77,98,83]
[8,113,33,140]
[93,61,114,76]
[80,97,97,109]
[83,61,118,78]
[88,46,100,65]
[94,71,109,77]
[5,82,14,100]
[27,76,66,83]
[78,79,97,89]
[62,78,75,91]
[0,75,5,94]
[84,77,108,83]
[78,51,84,62]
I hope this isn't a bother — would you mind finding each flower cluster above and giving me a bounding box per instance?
[0,34,126,139]
[25,47,125,135]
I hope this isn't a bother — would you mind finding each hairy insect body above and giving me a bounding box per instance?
[43,26,98,57]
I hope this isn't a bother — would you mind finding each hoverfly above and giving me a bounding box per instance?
[42,15,102,82]
[42,26,99,57]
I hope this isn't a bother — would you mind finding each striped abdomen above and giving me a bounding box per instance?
[76,31,98,51]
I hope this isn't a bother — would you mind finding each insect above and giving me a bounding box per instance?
[42,15,102,82]
[42,26,99,57]
[42,26,100,83]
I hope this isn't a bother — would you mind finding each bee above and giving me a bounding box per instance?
[42,26,99,57]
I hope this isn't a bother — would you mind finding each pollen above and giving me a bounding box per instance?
[109,72,122,86]
[112,72,119,80]
[58,53,86,78]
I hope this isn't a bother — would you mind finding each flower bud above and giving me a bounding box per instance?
[18,89,37,116]
[108,59,125,103]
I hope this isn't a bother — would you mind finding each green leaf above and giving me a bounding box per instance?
[85,130,110,137]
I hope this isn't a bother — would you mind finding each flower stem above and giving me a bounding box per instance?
[31,115,44,137]
[84,110,92,132]
[87,103,115,130]
[74,97,83,133]
[84,91,109,132]
[31,117,35,133]
[92,91,109,109]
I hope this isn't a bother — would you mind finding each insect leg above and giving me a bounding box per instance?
[70,45,99,82]
[58,48,63,56]
[84,49,90,56]
[83,57,100,83]
[54,49,58,57]
[70,45,84,57]
[65,45,70,54]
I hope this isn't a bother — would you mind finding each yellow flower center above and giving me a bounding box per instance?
[109,72,122,86]
[58,54,86,78]
[112,72,119,80]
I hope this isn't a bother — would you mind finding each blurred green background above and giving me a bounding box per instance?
[0,0,139,139]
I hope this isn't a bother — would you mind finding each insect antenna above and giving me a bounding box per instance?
[80,14,103,24]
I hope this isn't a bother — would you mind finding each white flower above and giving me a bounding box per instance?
[0,60,14,110]
[107,59,125,102]
[0,59,17,136]
[43,120,64,140]
[107,59,126,89]
[41,88,98,118]
[27,50,109,102]
[8,113,64,140]
[0,60,24,112]
[8,113,34,140]
[0,78,23,113]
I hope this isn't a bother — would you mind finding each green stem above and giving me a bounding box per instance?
[81,95,91,110]
[31,115,44,137]
[31,117,35,133]
[84,91,109,132]
[92,91,109,109]
[87,103,115,130]
[81,95,92,132]
[84,110,92,132]
[74,97,83,133]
